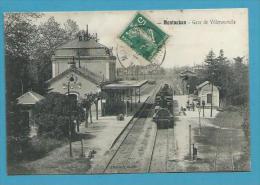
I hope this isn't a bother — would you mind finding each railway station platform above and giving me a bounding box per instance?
[73,84,155,172]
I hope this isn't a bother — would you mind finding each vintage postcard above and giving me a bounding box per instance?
[5,8,250,175]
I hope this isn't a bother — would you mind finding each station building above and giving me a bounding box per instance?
[48,31,116,100]
[196,81,219,107]
[47,29,148,115]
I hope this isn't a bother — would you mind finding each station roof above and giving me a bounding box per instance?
[58,38,106,49]
[102,80,148,90]
[196,81,219,90]
[17,91,44,105]
[46,66,103,85]
[196,81,210,89]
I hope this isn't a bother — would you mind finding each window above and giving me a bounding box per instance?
[207,94,212,104]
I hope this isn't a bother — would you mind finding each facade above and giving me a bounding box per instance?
[196,81,219,107]
[51,31,116,81]
[48,30,117,99]
[47,66,102,100]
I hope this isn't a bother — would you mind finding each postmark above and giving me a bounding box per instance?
[116,40,166,68]
[119,13,169,62]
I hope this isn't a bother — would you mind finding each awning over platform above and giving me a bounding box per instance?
[100,80,148,115]
[102,80,148,90]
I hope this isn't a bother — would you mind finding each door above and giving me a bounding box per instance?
[207,94,212,104]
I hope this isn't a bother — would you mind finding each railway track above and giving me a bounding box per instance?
[102,84,162,173]
[148,128,169,172]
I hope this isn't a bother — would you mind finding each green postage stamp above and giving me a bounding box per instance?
[120,13,169,61]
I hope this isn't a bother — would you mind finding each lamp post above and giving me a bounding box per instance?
[202,100,205,117]
[210,72,215,117]
[67,75,75,157]
[197,102,201,135]
[125,100,128,117]
[187,84,190,95]
[189,124,192,160]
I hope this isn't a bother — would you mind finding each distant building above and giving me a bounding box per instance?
[179,69,196,95]
[196,81,219,107]
[48,29,117,99]
[179,69,196,79]
[117,64,164,80]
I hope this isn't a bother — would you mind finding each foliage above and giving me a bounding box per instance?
[5,13,81,100]
[202,50,248,105]
[63,19,80,40]
[176,49,248,106]
[27,137,65,160]
[33,93,84,139]
[34,17,80,93]
[7,102,31,162]
[82,93,99,124]
[5,14,81,163]
[5,13,40,102]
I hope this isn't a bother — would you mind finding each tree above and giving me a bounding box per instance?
[33,17,80,94]
[63,19,80,40]
[82,93,98,127]
[33,93,84,139]
[5,13,41,162]
[5,13,41,101]
[7,102,31,162]
[204,50,218,82]
[232,57,248,105]
[203,49,248,106]
[214,49,231,100]
[34,17,68,84]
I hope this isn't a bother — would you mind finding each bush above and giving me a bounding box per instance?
[223,105,240,112]
[25,136,65,160]
[33,92,83,140]
[7,103,31,162]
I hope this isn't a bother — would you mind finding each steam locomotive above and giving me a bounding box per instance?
[152,84,174,129]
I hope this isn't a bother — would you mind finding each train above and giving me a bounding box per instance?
[152,84,174,129]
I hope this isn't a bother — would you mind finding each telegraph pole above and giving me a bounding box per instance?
[210,80,213,117]
[198,106,201,135]
[189,124,192,160]
[210,71,215,117]
[202,100,205,117]
[67,75,75,158]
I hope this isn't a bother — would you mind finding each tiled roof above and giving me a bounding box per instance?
[196,81,210,89]
[58,38,106,49]
[47,66,103,85]
[102,80,148,90]
[17,91,44,105]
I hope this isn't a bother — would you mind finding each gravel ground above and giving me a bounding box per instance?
[165,109,250,172]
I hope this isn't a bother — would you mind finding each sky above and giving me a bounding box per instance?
[37,9,248,68]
